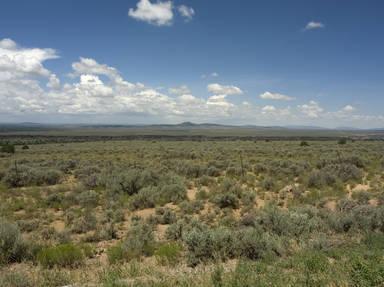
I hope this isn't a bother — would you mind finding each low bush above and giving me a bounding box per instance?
[235,228,281,260]
[213,192,239,209]
[154,207,177,224]
[183,227,235,266]
[155,242,183,266]
[106,243,125,264]
[3,165,62,187]
[107,169,159,196]
[0,219,28,264]
[160,183,187,203]
[0,144,15,154]
[261,177,275,191]
[349,256,384,287]
[71,210,97,233]
[37,243,84,268]
[129,186,157,210]
[108,222,156,263]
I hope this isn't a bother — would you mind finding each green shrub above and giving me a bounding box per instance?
[2,165,62,187]
[211,265,224,287]
[300,251,330,286]
[130,186,157,210]
[327,212,354,233]
[307,170,337,188]
[107,244,125,264]
[261,177,275,191]
[155,242,183,266]
[154,207,177,224]
[107,169,158,196]
[338,138,347,145]
[207,166,220,177]
[71,210,97,233]
[108,222,156,263]
[165,220,185,241]
[351,205,377,231]
[159,182,187,204]
[37,243,84,268]
[349,257,384,287]
[183,228,215,266]
[213,192,239,209]
[0,219,28,264]
[183,227,235,266]
[179,200,204,214]
[235,228,281,260]
[1,144,15,154]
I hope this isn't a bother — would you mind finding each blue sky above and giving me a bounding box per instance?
[0,0,383,127]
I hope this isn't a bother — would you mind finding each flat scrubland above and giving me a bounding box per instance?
[1,139,384,286]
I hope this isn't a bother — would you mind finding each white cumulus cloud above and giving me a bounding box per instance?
[0,38,58,79]
[304,21,325,31]
[207,83,243,96]
[262,105,276,113]
[2,38,384,128]
[128,0,173,26]
[341,105,356,112]
[298,101,324,118]
[259,91,294,101]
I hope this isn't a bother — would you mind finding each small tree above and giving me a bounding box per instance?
[338,138,347,145]
[1,144,15,154]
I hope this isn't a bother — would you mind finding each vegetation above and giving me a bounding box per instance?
[0,138,384,285]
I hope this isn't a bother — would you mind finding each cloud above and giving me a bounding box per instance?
[259,91,294,101]
[47,74,60,89]
[0,38,58,79]
[207,83,243,96]
[128,0,173,26]
[0,38,17,49]
[304,21,325,31]
[178,5,194,21]
[298,101,324,118]
[0,38,58,114]
[168,85,191,95]
[262,105,276,113]
[2,38,384,128]
[72,57,119,80]
[341,105,356,112]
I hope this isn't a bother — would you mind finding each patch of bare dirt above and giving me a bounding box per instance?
[50,220,65,232]
[369,199,378,207]
[187,188,197,201]
[156,224,169,240]
[324,200,337,211]
[133,208,156,219]
[352,184,370,192]
[255,198,265,208]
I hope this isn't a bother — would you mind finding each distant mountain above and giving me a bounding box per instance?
[0,122,382,132]
[283,125,329,130]
[335,126,362,130]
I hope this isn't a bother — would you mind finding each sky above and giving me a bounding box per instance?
[0,0,383,128]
